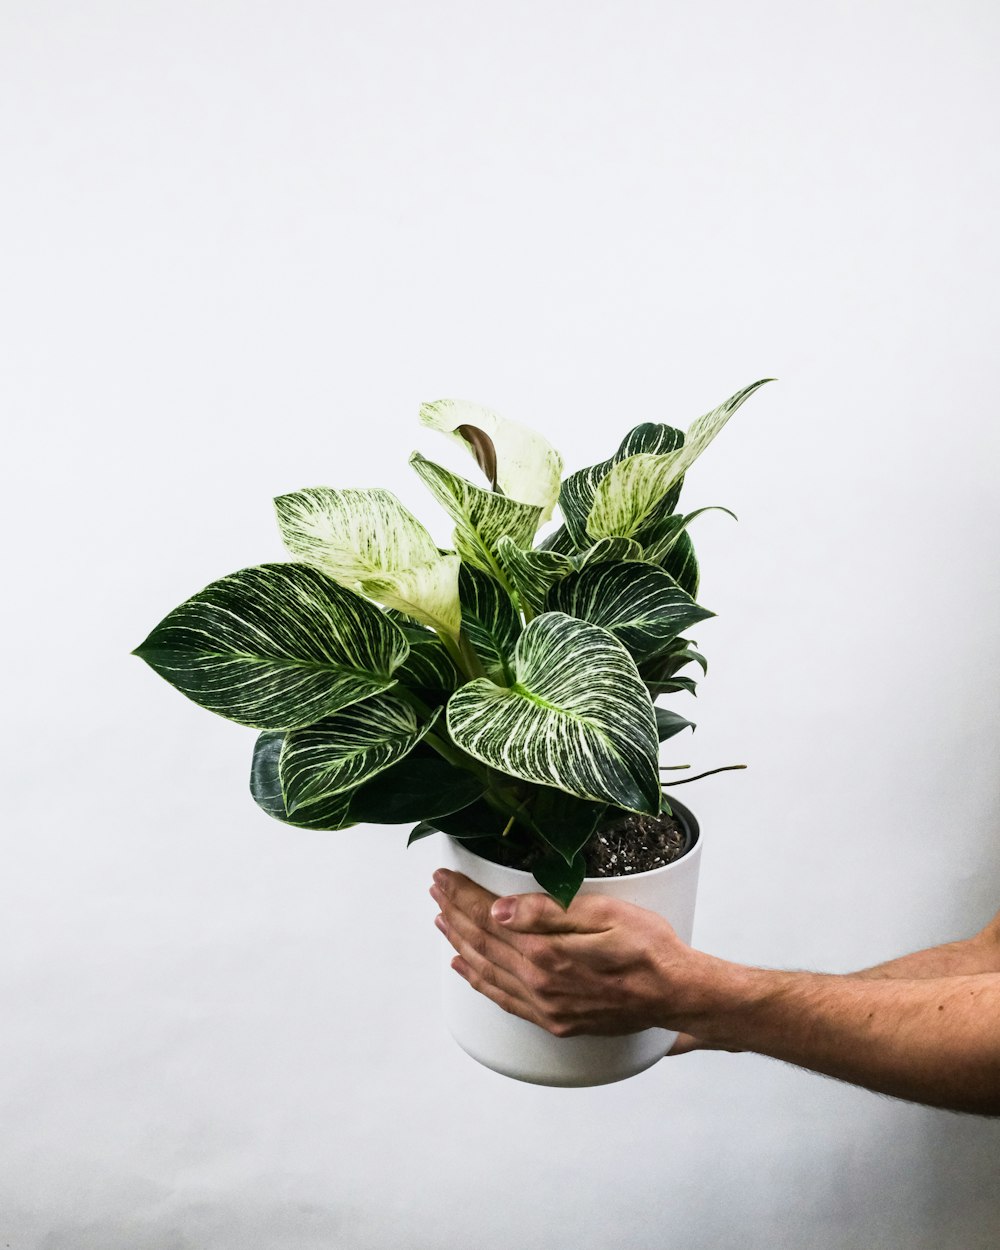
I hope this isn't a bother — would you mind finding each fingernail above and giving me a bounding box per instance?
[432,869,450,887]
[452,956,470,980]
[491,898,515,923]
[434,914,448,935]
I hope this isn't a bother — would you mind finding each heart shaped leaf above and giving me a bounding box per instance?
[446,612,661,814]
[133,563,409,730]
[458,562,522,683]
[546,561,714,663]
[279,697,440,813]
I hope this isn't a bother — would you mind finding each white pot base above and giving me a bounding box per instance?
[438,801,701,1088]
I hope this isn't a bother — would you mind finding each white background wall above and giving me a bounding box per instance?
[2,1,999,1246]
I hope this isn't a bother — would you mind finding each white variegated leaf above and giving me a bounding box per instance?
[559,423,686,548]
[576,537,645,568]
[496,535,575,614]
[274,486,461,637]
[280,695,439,812]
[419,398,564,520]
[133,563,409,730]
[587,379,773,540]
[546,561,714,661]
[409,452,542,577]
[446,612,661,814]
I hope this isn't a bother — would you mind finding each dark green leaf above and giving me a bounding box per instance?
[458,562,521,682]
[349,746,486,824]
[531,850,587,910]
[250,731,355,830]
[133,563,408,730]
[655,707,696,742]
[545,561,714,663]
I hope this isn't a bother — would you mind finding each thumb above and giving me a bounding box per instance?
[491,891,598,934]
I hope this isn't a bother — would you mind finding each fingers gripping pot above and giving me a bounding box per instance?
[439,799,702,1087]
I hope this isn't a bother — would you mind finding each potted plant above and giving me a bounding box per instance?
[133,378,772,1087]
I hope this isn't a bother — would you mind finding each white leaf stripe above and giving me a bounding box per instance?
[250,731,355,830]
[274,486,462,637]
[496,535,574,614]
[588,380,772,540]
[409,452,542,577]
[457,562,521,681]
[280,696,439,811]
[559,423,685,548]
[446,613,660,814]
[576,537,645,568]
[546,561,714,659]
[133,563,409,730]
[419,398,565,521]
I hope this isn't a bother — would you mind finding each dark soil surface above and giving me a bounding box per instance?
[581,811,689,877]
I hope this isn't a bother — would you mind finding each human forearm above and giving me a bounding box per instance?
[850,932,1000,980]
[676,956,1000,1115]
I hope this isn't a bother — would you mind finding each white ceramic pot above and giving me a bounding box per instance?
[438,799,702,1087]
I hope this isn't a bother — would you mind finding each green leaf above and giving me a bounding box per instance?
[279,697,439,813]
[545,561,714,663]
[274,486,462,637]
[531,850,587,910]
[640,506,737,565]
[655,707,696,742]
[391,622,460,703]
[659,529,700,598]
[496,535,575,615]
[349,745,486,824]
[458,562,522,682]
[250,731,355,830]
[414,798,512,840]
[419,398,564,521]
[536,523,576,556]
[587,379,773,540]
[407,821,440,846]
[446,612,661,815]
[133,563,409,730]
[410,452,542,578]
[575,537,645,568]
[559,422,686,548]
[519,787,606,865]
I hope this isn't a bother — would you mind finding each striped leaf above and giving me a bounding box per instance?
[588,379,773,540]
[410,452,542,578]
[560,423,686,548]
[640,506,737,565]
[576,536,645,568]
[536,523,576,556]
[133,563,409,730]
[446,612,661,814]
[660,529,700,598]
[546,561,714,663]
[250,731,355,830]
[274,486,461,637]
[419,398,564,520]
[391,622,459,704]
[458,562,522,683]
[279,696,439,813]
[496,535,575,615]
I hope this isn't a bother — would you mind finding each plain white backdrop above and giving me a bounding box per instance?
[2,1,999,1246]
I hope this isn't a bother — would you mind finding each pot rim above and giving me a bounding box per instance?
[446,795,701,885]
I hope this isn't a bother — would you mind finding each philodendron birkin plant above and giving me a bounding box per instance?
[133,379,772,907]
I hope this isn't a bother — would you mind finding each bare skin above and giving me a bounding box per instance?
[430,869,1000,1116]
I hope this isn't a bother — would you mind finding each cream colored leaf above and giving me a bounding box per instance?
[419,398,564,521]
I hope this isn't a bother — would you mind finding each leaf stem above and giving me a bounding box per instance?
[661,763,747,785]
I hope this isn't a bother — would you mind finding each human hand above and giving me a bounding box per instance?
[429,868,707,1038]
